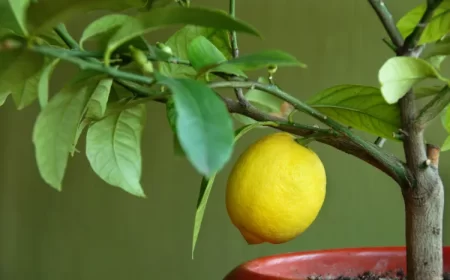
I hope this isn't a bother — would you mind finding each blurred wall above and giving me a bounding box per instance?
[1,0,449,279]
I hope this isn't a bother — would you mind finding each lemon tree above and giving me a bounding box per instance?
[0,0,449,279]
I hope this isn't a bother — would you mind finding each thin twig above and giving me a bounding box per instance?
[367,0,404,148]
[382,37,397,51]
[229,0,248,107]
[416,85,450,126]
[399,0,443,54]
[31,45,155,85]
[211,81,359,137]
[54,24,80,50]
[367,0,404,49]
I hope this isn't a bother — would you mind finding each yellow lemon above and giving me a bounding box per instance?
[226,132,326,244]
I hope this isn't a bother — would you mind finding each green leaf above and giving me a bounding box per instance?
[415,85,446,99]
[155,72,234,177]
[192,174,216,258]
[27,0,145,33]
[246,78,285,112]
[38,58,60,109]
[86,103,147,197]
[0,91,9,106]
[397,2,450,44]
[165,96,186,157]
[79,14,148,53]
[159,25,232,78]
[191,120,275,259]
[187,36,226,69]
[32,73,101,190]
[187,35,246,77]
[233,121,279,141]
[80,14,130,48]
[11,68,40,110]
[71,118,90,156]
[85,77,113,120]
[10,56,58,110]
[211,50,306,74]
[307,85,401,139]
[0,47,45,96]
[442,136,450,151]
[427,55,447,70]
[0,0,31,36]
[421,36,450,59]
[442,105,450,132]
[105,6,260,64]
[378,57,443,104]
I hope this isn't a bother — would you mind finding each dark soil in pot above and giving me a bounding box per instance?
[307,270,450,280]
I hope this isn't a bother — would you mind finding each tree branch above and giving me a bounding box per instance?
[22,35,408,186]
[117,76,407,185]
[229,0,239,59]
[223,97,333,134]
[367,0,404,49]
[367,0,403,148]
[223,98,408,185]
[398,1,442,171]
[399,0,443,54]
[30,45,155,85]
[228,0,249,108]
[210,80,409,186]
[54,24,79,50]
[416,85,450,127]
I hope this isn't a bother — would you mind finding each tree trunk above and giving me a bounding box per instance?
[402,145,445,280]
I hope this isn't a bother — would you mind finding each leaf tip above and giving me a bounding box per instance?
[130,186,147,198]
[48,181,63,192]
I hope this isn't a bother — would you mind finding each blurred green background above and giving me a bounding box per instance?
[0,0,449,279]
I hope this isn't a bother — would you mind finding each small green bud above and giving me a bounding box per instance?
[156,42,173,55]
[129,45,148,65]
[129,45,154,74]
[142,61,154,74]
[268,64,278,74]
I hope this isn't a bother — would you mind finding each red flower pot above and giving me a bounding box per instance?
[224,246,450,279]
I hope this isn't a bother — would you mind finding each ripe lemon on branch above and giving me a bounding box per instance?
[226,132,326,244]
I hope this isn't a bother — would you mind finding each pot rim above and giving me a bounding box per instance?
[224,246,450,280]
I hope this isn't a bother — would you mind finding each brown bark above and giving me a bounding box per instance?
[401,141,445,280]
[402,174,444,280]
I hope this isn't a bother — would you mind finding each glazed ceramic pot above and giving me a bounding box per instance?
[223,246,450,279]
